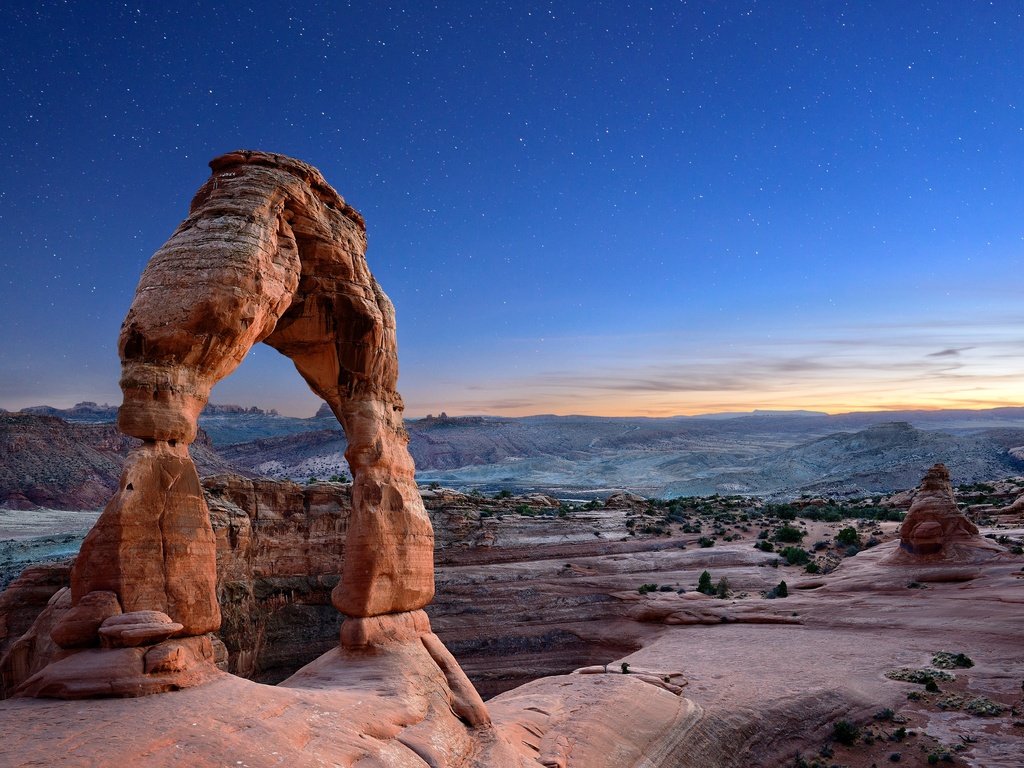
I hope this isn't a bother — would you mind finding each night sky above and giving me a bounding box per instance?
[2,1,1022,417]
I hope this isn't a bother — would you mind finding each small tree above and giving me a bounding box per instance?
[775,580,788,597]
[715,577,730,599]
[697,570,713,594]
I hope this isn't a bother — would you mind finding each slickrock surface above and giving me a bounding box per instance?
[1,510,1021,765]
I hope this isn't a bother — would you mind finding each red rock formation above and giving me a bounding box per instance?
[20,151,438,699]
[898,464,980,555]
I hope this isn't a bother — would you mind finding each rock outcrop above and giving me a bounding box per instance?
[894,463,1002,561]
[16,151,438,698]
[899,463,977,554]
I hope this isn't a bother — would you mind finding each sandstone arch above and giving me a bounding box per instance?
[21,151,440,697]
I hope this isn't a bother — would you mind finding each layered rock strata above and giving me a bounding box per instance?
[899,464,978,554]
[893,463,1002,561]
[18,151,438,698]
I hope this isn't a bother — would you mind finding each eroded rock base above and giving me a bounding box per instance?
[15,634,219,699]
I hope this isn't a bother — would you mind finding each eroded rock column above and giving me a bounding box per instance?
[899,463,979,555]
[18,152,468,708]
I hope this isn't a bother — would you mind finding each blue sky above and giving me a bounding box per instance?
[1,1,1021,416]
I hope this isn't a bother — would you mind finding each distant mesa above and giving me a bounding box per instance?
[202,404,278,417]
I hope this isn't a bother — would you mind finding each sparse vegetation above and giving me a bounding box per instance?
[832,719,860,746]
[715,576,730,599]
[697,570,714,595]
[779,546,810,566]
[774,524,805,543]
[931,651,973,669]
[836,526,860,546]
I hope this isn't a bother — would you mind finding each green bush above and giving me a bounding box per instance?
[931,651,974,669]
[780,546,810,566]
[637,583,659,595]
[699,536,715,548]
[775,525,805,543]
[715,577,730,599]
[832,719,860,746]
[697,570,713,594]
[836,526,860,546]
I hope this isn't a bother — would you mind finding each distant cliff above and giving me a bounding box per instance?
[0,414,240,509]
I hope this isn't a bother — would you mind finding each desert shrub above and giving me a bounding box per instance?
[844,544,861,557]
[765,580,788,599]
[775,525,805,543]
[836,526,860,546]
[763,503,798,520]
[965,697,1005,716]
[756,540,774,552]
[637,583,658,595]
[307,476,318,484]
[885,668,954,684]
[495,489,512,499]
[328,473,349,483]
[658,585,675,592]
[428,481,441,490]
[699,536,715,548]
[931,651,974,669]
[780,546,810,566]
[620,662,630,674]
[697,570,713,594]
[924,677,940,692]
[832,719,859,746]
[812,539,829,551]
[715,577,730,599]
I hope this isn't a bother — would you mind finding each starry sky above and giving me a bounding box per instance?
[2,1,1022,418]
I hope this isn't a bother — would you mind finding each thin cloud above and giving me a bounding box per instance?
[927,347,973,357]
